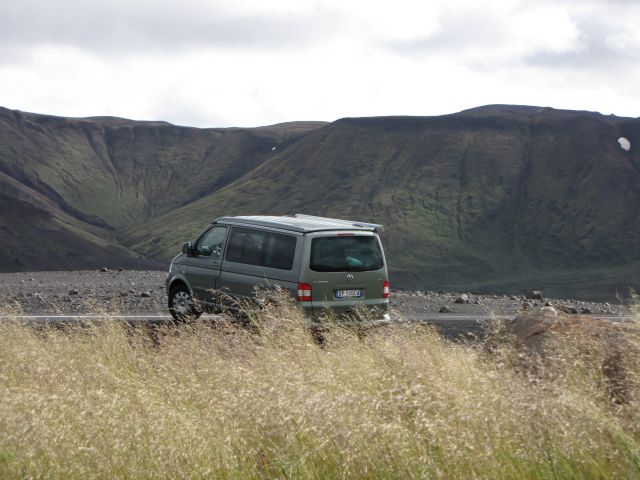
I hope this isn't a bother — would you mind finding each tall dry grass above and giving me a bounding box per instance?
[0,295,639,479]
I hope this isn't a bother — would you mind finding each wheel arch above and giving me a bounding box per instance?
[168,276,192,294]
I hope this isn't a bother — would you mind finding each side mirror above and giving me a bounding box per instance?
[182,242,193,255]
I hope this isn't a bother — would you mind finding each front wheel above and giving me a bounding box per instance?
[168,284,202,322]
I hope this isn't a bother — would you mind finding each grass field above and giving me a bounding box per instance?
[1,298,639,479]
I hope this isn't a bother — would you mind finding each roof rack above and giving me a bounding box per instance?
[292,214,384,233]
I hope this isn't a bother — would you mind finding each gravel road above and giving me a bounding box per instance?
[0,270,632,318]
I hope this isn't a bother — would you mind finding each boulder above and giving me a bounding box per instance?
[527,290,544,300]
[454,294,469,304]
[486,311,634,404]
[439,306,453,313]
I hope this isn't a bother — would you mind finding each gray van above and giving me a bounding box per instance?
[165,214,390,321]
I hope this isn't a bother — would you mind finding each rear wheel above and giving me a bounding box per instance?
[168,284,202,322]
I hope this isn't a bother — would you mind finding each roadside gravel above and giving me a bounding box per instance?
[0,270,631,316]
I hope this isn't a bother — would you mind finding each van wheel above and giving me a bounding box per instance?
[168,284,202,322]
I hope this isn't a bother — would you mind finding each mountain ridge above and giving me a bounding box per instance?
[1,105,638,299]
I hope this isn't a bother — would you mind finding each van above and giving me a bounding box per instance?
[165,214,390,321]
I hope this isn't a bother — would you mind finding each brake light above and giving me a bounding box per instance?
[297,283,312,301]
[383,280,390,298]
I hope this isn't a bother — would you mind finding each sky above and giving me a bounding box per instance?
[0,0,638,127]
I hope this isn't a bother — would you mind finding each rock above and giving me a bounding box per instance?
[474,298,480,304]
[580,307,592,314]
[454,294,469,304]
[118,268,124,272]
[140,291,151,298]
[527,290,544,301]
[510,295,518,300]
[63,296,72,302]
[558,305,579,314]
[522,301,534,311]
[545,301,553,306]
[439,306,453,313]
[68,289,79,295]
[100,267,109,272]
[540,306,558,317]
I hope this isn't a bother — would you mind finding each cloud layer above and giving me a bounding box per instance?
[0,0,638,126]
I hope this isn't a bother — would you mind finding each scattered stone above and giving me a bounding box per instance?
[120,291,128,297]
[439,306,453,313]
[474,298,480,304]
[580,307,592,314]
[510,295,518,301]
[540,306,558,317]
[100,267,109,272]
[522,301,534,311]
[63,296,72,302]
[527,290,544,301]
[545,301,552,307]
[68,289,79,295]
[118,268,124,272]
[140,291,152,298]
[454,294,469,304]
[558,305,579,314]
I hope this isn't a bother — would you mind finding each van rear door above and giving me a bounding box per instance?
[302,232,388,315]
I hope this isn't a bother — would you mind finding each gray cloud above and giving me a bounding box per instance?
[382,9,507,56]
[0,0,338,55]
[524,16,640,71]
[382,0,640,74]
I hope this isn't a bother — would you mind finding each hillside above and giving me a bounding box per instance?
[0,107,324,271]
[2,105,639,299]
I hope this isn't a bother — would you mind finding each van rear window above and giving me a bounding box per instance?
[310,236,384,272]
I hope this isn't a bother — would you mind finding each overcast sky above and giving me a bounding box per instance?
[0,0,638,127]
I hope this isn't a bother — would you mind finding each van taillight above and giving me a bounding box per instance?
[383,280,390,298]
[297,283,312,301]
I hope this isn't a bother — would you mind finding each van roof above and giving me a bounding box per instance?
[215,214,384,234]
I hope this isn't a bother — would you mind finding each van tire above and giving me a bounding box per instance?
[168,284,202,322]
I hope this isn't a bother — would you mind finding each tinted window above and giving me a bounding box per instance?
[310,236,384,272]
[263,233,296,270]
[196,226,228,257]
[225,228,296,270]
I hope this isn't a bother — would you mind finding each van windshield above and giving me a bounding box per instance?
[310,236,384,272]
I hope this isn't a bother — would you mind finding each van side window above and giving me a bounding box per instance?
[263,233,296,270]
[225,228,296,270]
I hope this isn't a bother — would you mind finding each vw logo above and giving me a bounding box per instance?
[346,274,354,282]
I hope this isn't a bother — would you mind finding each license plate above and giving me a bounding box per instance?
[335,289,363,298]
